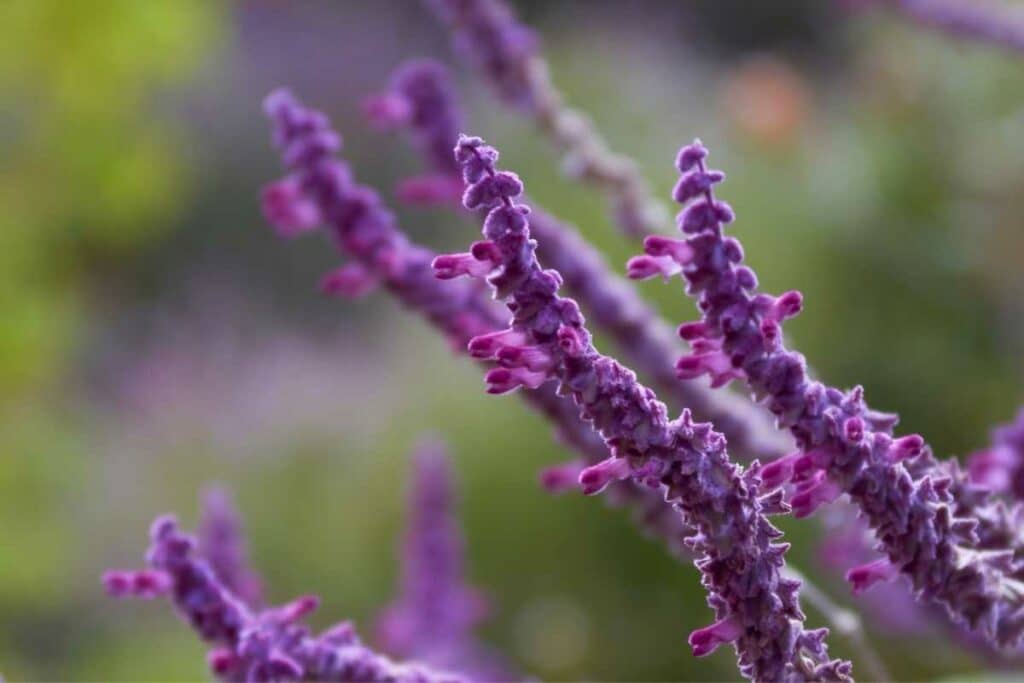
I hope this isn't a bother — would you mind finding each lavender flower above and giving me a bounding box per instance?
[968,407,1024,499]
[424,0,666,237]
[368,59,793,465]
[261,87,613,474]
[632,139,1024,648]
[105,515,465,682]
[198,486,264,608]
[376,440,514,680]
[261,88,705,567]
[432,134,851,682]
[363,59,465,205]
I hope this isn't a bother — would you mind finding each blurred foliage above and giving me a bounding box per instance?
[0,1,221,680]
[0,1,1022,682]
[0,0,219,393]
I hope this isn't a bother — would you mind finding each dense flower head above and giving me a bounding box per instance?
[262,89,733,605]
[262,87,648,496]
[372,58,791,466]
[637,139,1024,648]
[432,134,851,682]
[106,512,466,682]
[375,440,513,680]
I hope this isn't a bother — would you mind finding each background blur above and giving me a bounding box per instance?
[2,1,1023,680]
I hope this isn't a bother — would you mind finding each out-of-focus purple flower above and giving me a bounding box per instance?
[816,510,931,636]
[364,59,464,179]
[262,88,713,572]
[262,87,621,479]
[968,408,1024,499]
[423,0,538,111]
[433,134,851,682]
[198,487,264,608]
[638,139,1024,648]
[376,440,515,680]
[106,514,466,683]
[369,58,793,466]
[424,0,666,237]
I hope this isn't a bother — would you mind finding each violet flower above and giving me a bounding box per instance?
[432,134,851,682]
[262,88,608,466]
[363,59,465,205]
[376,440,514,680]
[424,0,666,237]
[364,66,892,673]
[632,139,1024,648]
[105,515,465,683]
[367,59,793,465]
[199,486,264,608]
[968,407,1024,499]
[260,88,693,565]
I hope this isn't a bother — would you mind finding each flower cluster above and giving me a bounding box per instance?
[362,59,465,206]
[432,134,851,681]
[105,514,464,683]
[261,88,613,469]
[375,440,514,680]
[366,59,791,467]
[262,88,715,576]
[629,139,1024,646]
[104,443,508,682]
[423,0,665,237]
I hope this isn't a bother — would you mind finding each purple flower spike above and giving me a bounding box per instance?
[376,440,514,680]
[424,0,538,111]
[424,0,666,237]
[433,134,851,682]
[106,509,467,683]
[198,487,264,608]
[364,59,463,178]
[649,139,1024,648]
[261,88,602,455]
[370,59,792,467]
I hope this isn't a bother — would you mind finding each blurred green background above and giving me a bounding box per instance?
[1,1,1022,680]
